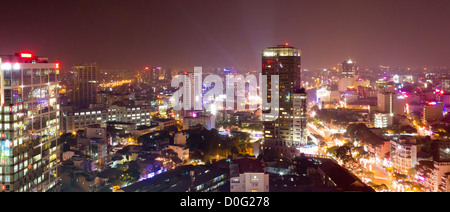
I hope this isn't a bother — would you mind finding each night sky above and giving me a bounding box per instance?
[0,0,448,70]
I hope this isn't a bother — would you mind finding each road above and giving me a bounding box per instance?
[370,164,393,189]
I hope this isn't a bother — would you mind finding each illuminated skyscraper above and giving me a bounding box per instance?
[0,52,61,192]
[341,59,357,78]
[73,64,98,109]
[262,44,301,156]
[293,88,307,146]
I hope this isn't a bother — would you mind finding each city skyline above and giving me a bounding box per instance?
[0,0,449,70]
[1,0,450,195]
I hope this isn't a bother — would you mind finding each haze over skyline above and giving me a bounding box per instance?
[0,0,448,70]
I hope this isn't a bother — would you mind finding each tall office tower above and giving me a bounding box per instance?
[165,68,172,81]
[73,64,98,109]
[341,59,357,78]
[0,52,61,192]
[377,91,406,115]
[377,91,394,113]
[262,44,301,157]
[149,67,160,84]
[293,88,307,146]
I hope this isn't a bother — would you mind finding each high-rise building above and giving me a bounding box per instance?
[423,101,444,123]
[149,67,161,84]
[0,52,61,192]
[262,44,301,157]
[293,88,307,146]
[341,59,357,78]
[73,64,98,109]
[145,66,172,85]
[377,92,393,113]
[377,91,406,115]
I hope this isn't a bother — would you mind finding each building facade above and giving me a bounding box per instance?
[423,102,444,123]
[262,44,301,157]
[390,137,418,174]
[373,113,393,128]
[293,88,307,146]
[230,157,269,192]
[73,64,98,109]
[0,52,60,192]
[63,105,152,134]
[341,59,357,78]
[377,91,406,115]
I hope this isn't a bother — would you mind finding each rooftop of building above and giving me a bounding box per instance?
[0,52,49,63]
[317,158,375,192]
[152,118,176,123]
[230,157,265,176]
[263,44,301,56]
[294,87,306,94]
[346,99,377,106]
[266,43,298,49]
[119,163,229,192]
[269,173,338,192]
[107,121,136,126]
[135,124,159,130]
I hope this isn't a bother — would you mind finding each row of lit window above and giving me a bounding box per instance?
[74,111,103,116]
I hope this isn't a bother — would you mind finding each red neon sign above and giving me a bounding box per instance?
[20,53,33,58]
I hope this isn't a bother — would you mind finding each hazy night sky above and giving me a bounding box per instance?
[0,0,448,71]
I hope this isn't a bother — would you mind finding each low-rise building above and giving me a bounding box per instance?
[183,115,215,130]
[439,172,450,192]
[64,108,107,133]
[132,124,160,139]
[174,131,187,146]
[167,145,189,164]
[152,118,177,130]
[390,136,418,174]
[63,104,152,134]
[317,158,375,192]
[416,160,434,191]
[373,113,393,128]
[230,157,269,192]
[117,164,228,192]
[107,104,152,126]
